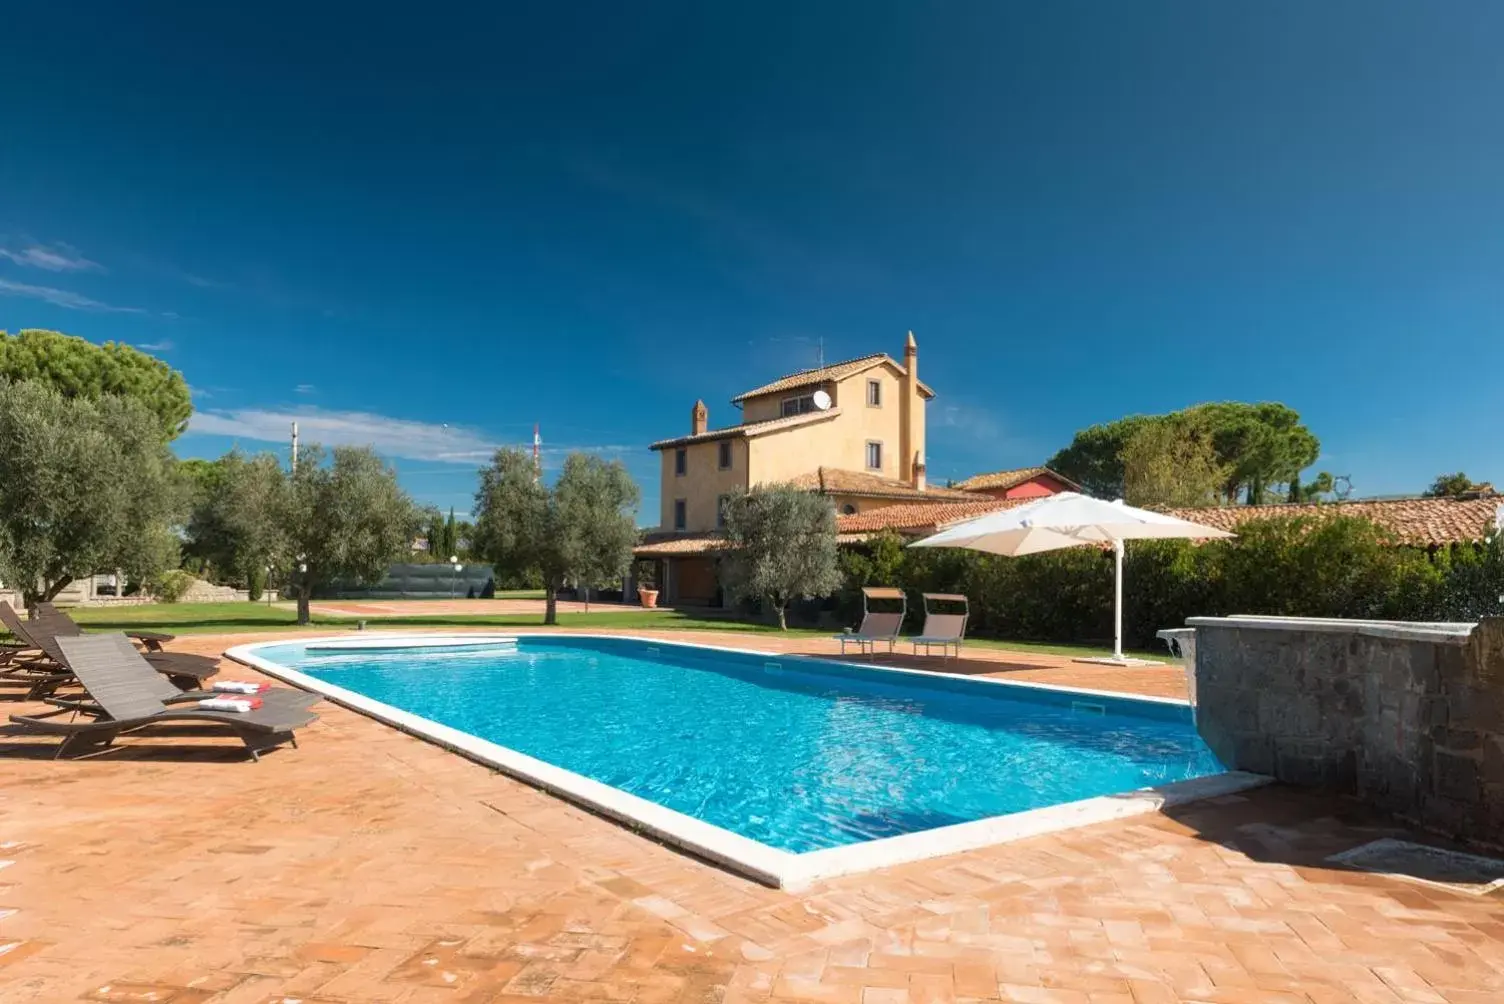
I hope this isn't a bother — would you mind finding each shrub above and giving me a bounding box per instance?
[835,514,1504,649]
[151,569,197,604]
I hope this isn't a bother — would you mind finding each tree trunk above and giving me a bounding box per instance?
[775,601,787,631]
[296,590,311,625]
[41,575,73,603]
[544,580,559,625]
[582,585,590,613]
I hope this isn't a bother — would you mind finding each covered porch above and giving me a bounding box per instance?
[633,532,727,607]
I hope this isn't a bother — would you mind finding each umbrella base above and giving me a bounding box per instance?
[1072,656,1166,668]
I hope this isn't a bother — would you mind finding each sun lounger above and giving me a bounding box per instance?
[837,587,907,657]
[11,634,317,761]
[910,593,969,659]
[40,633,320,720]
[0,604,73,687]
[0,604,218,698]
[35,601,175,652]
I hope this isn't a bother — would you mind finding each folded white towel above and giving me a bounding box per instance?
[212,681,269,694]
[197,697,262,713]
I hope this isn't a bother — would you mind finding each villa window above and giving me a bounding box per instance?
[718,440,732,470]
[865,441,883,471]
[866,379,881,407]
[673,499,687,531]
[841,503,857,515]
[780,394,817,417]
[674,448,687,476]
[717,494,730,528]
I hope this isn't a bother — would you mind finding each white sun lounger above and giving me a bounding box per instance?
[837,587,907,657]
[910,593,969,659]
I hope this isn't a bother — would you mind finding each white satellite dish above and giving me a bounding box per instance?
[811,390,832,411]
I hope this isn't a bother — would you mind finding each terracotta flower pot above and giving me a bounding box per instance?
[637,587,660,609]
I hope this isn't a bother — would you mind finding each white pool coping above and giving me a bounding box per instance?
[304,634,517,651]
[226,632,1270,890]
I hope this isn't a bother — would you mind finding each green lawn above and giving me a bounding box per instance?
[60,602,1167,661]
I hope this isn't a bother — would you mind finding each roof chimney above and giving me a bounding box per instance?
[691,399,708,436]
[899,331,921,483]
[912,452,926,493]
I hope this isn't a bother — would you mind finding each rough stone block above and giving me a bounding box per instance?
[1435,727,1483,754]
[1420,792,1472,836]
[1482,735,1504,786]
[1231,734,1276,774]
[1434,751,1483,803]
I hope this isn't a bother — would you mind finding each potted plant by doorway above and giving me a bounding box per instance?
[635,560,659,608]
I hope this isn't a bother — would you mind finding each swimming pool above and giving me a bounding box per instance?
[231,634,1263,887]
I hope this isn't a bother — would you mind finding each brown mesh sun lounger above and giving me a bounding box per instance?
[35,601,175,652]
[0,604,219,698]
[11,634,318,761]
[41,634,320,720]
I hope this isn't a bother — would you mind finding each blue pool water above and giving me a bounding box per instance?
[254,637,1223,853]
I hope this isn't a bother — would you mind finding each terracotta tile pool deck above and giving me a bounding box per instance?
[2,628,1502,1003]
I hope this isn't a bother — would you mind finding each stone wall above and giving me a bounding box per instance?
[1188,615,1504,849]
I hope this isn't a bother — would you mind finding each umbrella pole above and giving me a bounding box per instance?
[1113,539,1124,661]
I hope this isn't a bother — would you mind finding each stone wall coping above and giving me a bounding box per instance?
[1184,614,1477,645]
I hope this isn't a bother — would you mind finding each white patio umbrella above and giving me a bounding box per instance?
[908,492,1235,666]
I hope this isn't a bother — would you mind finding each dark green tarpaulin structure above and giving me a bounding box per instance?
[312,563,496,600]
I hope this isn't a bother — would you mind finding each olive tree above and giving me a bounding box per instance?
[554,454,640,612]
[183,450,289,587]
[0,380,184,607]
[719,485,842,629]
[472,449,639,624]
[282,445,419,624]
[0,329,192,441]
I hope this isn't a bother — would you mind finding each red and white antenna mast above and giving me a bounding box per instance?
[532,423,541,483]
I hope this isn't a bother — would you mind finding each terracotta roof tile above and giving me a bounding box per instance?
[953,466,1083,492]
[1161,495,1504,547]
[731,353,935,404]
[633,531,727,557]
[649,408,841,450]
[836,497,1022,534]
[837,493,1504,545]
[787,467,982,502]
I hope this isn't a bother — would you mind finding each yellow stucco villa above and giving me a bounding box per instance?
[636,333,982,605]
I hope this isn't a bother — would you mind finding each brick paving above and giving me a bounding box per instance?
[1,629,1501,1002]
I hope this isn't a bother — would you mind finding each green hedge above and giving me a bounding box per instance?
[838,515,1504,649]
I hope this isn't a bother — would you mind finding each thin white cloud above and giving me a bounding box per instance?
[186,406,639,467]
[187,406,500,463]
[294,383,316,395]
[935,402,1003,442]
[0,278,144,314]
[0,239,103,273]
[137,340,174,351]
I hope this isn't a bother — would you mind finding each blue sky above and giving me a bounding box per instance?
[3,1,1501,521]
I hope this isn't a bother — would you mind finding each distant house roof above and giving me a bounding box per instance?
[953,466,1082,493]
[731,353,935,405]
[837,497,1023,535]
[836,493,1504,546]
[1161,495,1504,547]
[788,467,982,503]
[649,408,842,451]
